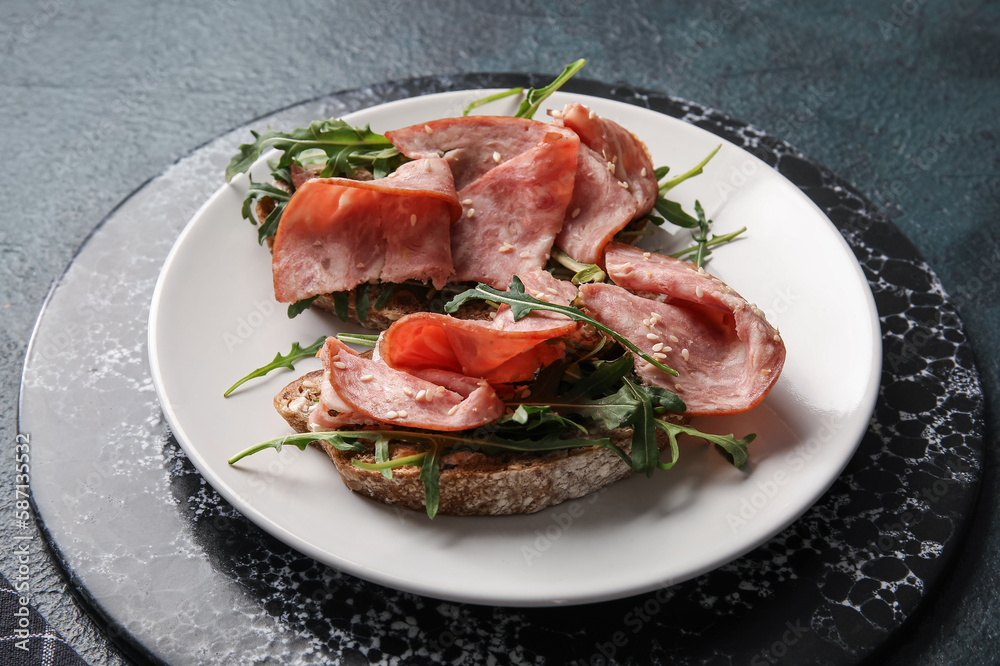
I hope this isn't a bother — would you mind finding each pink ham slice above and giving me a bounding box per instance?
[271,157,461,302]
[553,103,659,265]
[577,244,785,416]
[385,116,560,191]
[379,270,579,385]
[311,338,504,432]
[450,128,578,288]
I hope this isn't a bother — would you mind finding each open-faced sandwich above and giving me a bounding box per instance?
[225,62,786,518]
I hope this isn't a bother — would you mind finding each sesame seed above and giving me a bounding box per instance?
[498,243,514,253]
[588,109,597,120]
[762,369,771,374]
[653,352,667,360]
[550,109,564,119]
[397,410,408,418]
[663,346,672,353]
[642,252,651,259]
[674,383,684,392]
[620,261,633,271]
[652,342,664,352]
[571,208,581,219]
[423,160,432,171]
[436,386,447,394]
[403,387,414,397]
[773,333,782,342]
[461,199,473,205]
[641,167,647,177]
[447,405,460,416]
[466,208,476,218]
[695,286,704,298]
[546,287,559,295]
[650,312,661,324]
[492,151,502,163]
[669,335,679,343]
[356,263,365,269]
[424,125,433,134]
[642,318,651,327]
[607,161,616,174]
[415,389,426,401]
[410,214,417,227]
[681,348,690,361]
[519,250,531,259]
[332,361,347,370]
[385,410,399,419]
[646,333,660,341]
[359,374,374,382]
[618,180,629,189]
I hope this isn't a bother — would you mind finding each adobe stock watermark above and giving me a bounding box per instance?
[520,486,608,565]
[727,413,844,533]
[673,0,778,71]
[2,0,61,55]
[869,128,960,215]
[876,0,930,40]
[222,298,280,352]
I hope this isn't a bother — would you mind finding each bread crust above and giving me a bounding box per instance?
[275,371,676,516]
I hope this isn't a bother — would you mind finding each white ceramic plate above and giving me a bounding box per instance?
[148,90,881,606]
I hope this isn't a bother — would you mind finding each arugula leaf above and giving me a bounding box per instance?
[355,283,371,324]
[550,247,606,285]
[336,332,379,348]
[461,59,586,119]
[331,292,350,322]
[446,276,678,376]
[515,58,587,119]
[374,435,393,479]
[287,296,318,318]
[656,422,754,469]
[622,376,658,477]
[658,145,720,194]
[226,118,406,182]
[419,446,442,518]
[223,336,326,397]
[227,430,367,464]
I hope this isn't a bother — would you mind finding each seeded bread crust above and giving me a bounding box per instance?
[274,370,676,516]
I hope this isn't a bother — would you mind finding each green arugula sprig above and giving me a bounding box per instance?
[226,118,405,182]
[648,145,746,268]
[462,58,587,119]
[223,336,326,397]
[445,276,678,376]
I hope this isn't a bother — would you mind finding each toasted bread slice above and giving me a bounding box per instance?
[274,370,676,516]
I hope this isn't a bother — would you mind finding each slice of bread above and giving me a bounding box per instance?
[274,370,675,516]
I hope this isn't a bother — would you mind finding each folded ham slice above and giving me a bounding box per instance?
[379,270,579,385]
[554,103,659,265]
[271,157,461,303]
[309,338,505,432]
[577,244,785,416]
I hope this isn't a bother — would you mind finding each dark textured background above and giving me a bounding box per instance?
[2,1,997,664]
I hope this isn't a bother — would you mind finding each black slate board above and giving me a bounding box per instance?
[19,75,984,665]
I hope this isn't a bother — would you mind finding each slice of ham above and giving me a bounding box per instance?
[557,102,658,216]
[554,144,639,265]
[310,338,504,432]
[377,270,578,384]
[450,128,578,288]
[271,157,461,302]
[577,244,785,416]
[385,116,560,191]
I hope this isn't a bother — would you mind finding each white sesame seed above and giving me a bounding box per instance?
[607,161,616,175]
[519,250,531,259]
[546,287,559,295]
[663,346,672,353]
[423,160,432,171]
[652,342,664,352]
[466,208,475,218]
[436,386,447,394]
[653,352,667,360]
[359,374,374,382]
[695,286,704,298]
[356,263,365,269]
[646,333,660,341]
[681,348,690,361]
[650,312,661,324]
[618,180,629,189]
[385,410,399,419]
[641,167,647,177]
[773,333,782,342]
[415,389,426,401]
[550,109,563,119]
[571,208,581,219]
[492,151,502,163]
[674,383,684,392]
[669,335,679,343]
[642,252,651,259]
[447,405,460,416]
[461,198,473,205]
[332,361,347,370]
[403,387,414,397]
[424,125,433,134]
[498,243,514,253]
[397,410,408,418]
[620,261,633,271]
[588,109,597,120]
